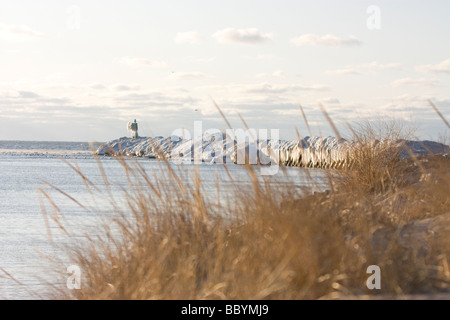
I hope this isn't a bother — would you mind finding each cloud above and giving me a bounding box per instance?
[391,78,440,88]
[272,70,286,78]
[256,54,278,60]
[174,31,202,44]
[213,28,273,44]
[119,56,168,68]
[325,68,361,75]
[0,23,44,40]
[168,72,210,81]
[326,61,403,76]
[88,83,107,90]
[376,95,447,119]
[44,73,69,81]
[18,91,41,99]
[242,54,280,61]
[197,57,216,63]
[357,61,402,70]
[0,88,199,132]
[255,70,287,78]
[291,34,362,47]
[318,97,341,104]
[197,82,330,109]
[0,91,71,113]
[111,90,200,116]
[114,93,194,107]
[111,84,141,91]
[241,83,329,94]
[417,58,450,74]
[249,54,279,60]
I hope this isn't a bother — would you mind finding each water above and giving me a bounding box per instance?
[0,140,329,300]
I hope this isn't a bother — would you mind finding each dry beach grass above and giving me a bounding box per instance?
[34,104,450,300]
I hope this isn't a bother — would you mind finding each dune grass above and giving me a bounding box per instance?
[38,106,450,300]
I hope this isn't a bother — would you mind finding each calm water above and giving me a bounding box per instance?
[0,140,329,300]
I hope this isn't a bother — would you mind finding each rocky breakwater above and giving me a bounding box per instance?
[96,134,450,169]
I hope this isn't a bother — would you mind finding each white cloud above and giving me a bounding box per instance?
[377,95,441,117]
[111,84,141,91]
[168,72,210,81]
[242,54,280,60]
[326,61,403,75]
[88,83,107,90]
[291,34,362,47]
[44,73,70,81]
[174,31,202,44]
[18,91,41,99]
[357,61,402,70]
[272,70,286,78]
[119,56,168,68]
[325,68,361,75]
[256,54,278,60]
[255,70,286,78]
[0,23,44,40]
[254,73,269,78]
[213,28,273,44]
[318,97,341,104]
[197,57,216,63]
[195,82,330,112]
[241,83,329,94]
[417,58,450,74]
[391,78,440,88]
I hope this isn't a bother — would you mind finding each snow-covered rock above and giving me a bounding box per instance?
[96,134,450,168]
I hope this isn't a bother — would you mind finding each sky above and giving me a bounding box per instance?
[0,0,449,142]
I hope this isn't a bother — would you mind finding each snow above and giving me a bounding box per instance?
[96,134,450,168]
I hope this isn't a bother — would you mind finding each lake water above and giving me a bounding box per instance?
[0,140,329,300]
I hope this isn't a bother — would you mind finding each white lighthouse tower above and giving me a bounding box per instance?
[127,119,139,139]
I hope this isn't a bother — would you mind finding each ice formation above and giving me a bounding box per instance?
[96,134,450,169]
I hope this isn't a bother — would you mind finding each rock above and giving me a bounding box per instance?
[96,135,450,168]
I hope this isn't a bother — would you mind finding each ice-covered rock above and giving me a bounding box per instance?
[96,136,186,158]
[96,134,450,168]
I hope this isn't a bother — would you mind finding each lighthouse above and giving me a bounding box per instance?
[127,119,139,139]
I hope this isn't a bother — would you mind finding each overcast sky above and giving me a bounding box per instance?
[1,0,449,142]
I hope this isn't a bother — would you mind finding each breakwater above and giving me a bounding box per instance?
[96,134,449,169]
